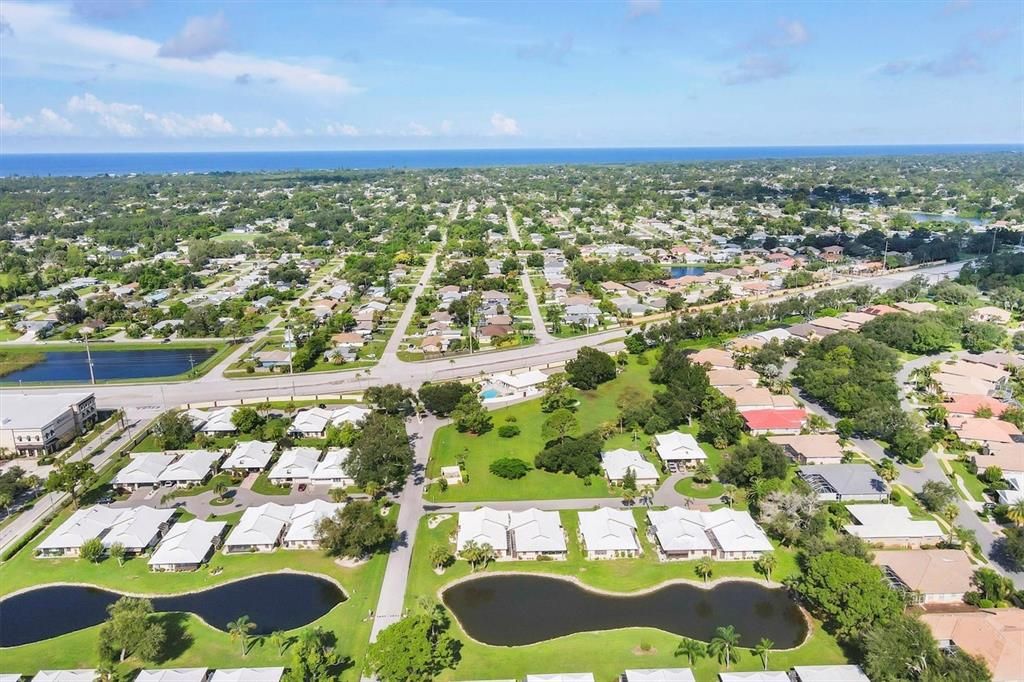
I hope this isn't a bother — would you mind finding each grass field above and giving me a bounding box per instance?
[424,358,664,502]
[405,512,845,681]
[949,460,988,502]
[675,477,725,499]
[0,506,388,679]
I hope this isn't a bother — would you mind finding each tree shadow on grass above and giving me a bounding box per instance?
[154,612,194,663]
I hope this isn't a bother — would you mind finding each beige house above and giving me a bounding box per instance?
[769,434,847,465]
[874,549,974,604]
[921,609,1024,682]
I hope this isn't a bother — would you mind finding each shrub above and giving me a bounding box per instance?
[490,458,531,479]
[498,424,521,438]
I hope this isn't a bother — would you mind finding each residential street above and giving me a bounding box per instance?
[505,201,553,343]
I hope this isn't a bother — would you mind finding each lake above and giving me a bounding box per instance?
[669,266,706,278]
[442,574,807,647]
[0,347,218,383]
[910,212,988,226]
[0,573,346,646]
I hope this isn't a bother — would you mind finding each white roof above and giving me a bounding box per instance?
[289,405,369,434]
[32,672,97,682]
[653,432,707,462]
[114,453,176,486]
[222,441,275,470]
[647,508,714,553]
[844,504,944,540]
[209,669,285,682]
[224,503,292,548]
[624,670,696,682]
[268,447,321,480]
[456,507,510,552]
[37,506,172,552]
[283,500,344,544]
[159,450,220,483]
[197,406,237,433]
[149,520,225,567]
[311,447,352,482]
[0,392,92,430]
[791,666,870,682]
[508,508,566,553]
[134,669,209,682]
[718,674,789,682]
[750,328,793,343]
[601,449,659,481]
[0,675,23,682]
[492,370,549,389]
[525,676,595,682]
[102,506,175,551]
[578,508,639,552]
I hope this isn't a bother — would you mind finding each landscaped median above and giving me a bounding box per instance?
[405,511,846,681]
[0,505,388,679]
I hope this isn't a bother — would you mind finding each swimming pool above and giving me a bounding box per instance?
[480,388,500,399]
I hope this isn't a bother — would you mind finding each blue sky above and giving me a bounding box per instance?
[0,0,1021,152]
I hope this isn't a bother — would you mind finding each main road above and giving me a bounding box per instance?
[9,260,966,414]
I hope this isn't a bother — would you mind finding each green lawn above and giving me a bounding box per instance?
[949,461,988,502]
[675,477,725,499]
[425,358,661,502]
[251,473,292,496]
[406,512,845,681]
[0,507,388,679]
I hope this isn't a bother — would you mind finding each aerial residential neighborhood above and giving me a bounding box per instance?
[1,1,1023,680]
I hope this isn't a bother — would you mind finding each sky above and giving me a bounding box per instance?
[0,0,1021,153]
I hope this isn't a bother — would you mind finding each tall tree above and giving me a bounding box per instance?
[283,627,342,682]
[98,597,166,664]
[45,460,96,508]
[708,625,740,670]
[565,346,617,390]
[346,412,413,489]
[316,500,396,558]
[674,637,705,665]
[366,605,460,682]
[227,615,257,656]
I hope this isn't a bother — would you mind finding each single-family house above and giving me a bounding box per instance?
[195,407,238,435]
[601,449,659,486]
[944,395,1008,418]
[689,348,735,370]
[768,434,847,465]
[707,368,760,388]
[149,520,226,571]
[287,405,370,438]
[223,503,292,553]
[843,504,944,547]
[267,447,321,485]
[221,441,276,473]
[311,447,353,488]
[949,417,1022,448]
[797,464,888,502]
[921,609,1024,682]
[282,500,344,549]
[742,409,807,435]
[159,450,221,488]
[719,386,799,412]
[972,306,1013,325]
[652,432,707,471]
[578,508,641,559]
[456,507,510,557]
[874,549,974,604]
[490,370,549,396]
[647,508,772,560]
[507,508,568,560]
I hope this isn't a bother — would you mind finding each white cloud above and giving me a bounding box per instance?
[250,119,294,137]
[439,119,454,135]
[0,103,31,132]
[38,107,75,134]
[490,112,521,136]
[66,92,235,137]
[1,2,357,95]
[775,19,809,47]
[326,122,359,136]
[407,122,432,137]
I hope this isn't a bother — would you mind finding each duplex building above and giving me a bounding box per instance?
[455,507,567,560]
[652,432,707,471]
[267,447,321,485]
[647,508,772,561]
[221,441,276,473]
[148,519,226,571]
[158,450,222,488]
[37,506,174,558]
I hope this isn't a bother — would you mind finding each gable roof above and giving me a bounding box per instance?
[149,520,225,567]
[873,549,974,595]
[283,500,344,544]
[456,507,510,552]
[222,441,276,470]
[578,508,639,552]
[920,609,1024,682]
[653,432,707,462]
[159,450,220,483]
[601,449,659,480]
[508,508,566,554]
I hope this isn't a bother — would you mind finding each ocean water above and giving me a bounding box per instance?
[0,144,1019,178]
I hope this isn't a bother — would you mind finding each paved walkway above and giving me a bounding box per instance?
[504,202,553,343]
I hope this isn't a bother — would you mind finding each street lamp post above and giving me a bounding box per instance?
[81,329,96,385]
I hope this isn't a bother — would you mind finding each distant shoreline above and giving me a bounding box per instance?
[2,144,1020,178]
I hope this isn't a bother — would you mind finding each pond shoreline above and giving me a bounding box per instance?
[438,571,813,651]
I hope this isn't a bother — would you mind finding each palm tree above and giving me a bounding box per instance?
[95,661,119,682]
[674,637,705,665]
[695,556,714,584]
[755,552,777,583]
[877,458,898,485]
[640,484,656,507]
[1008,499,1024,528]
[753,637,774,670]
[709,625,741,670]
[622,488,636,506]
[429,544,452,571]
[941,503,960,543]
[0,491,12,516]
[364,480,381,500]
[214,481,228,500]
[228,615,257,656]
[721,484,737,509]
[269,630,288,657]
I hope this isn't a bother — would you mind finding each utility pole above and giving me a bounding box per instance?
[188,353,195,376]
[882,238,889,272]
[81,330,96,385]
